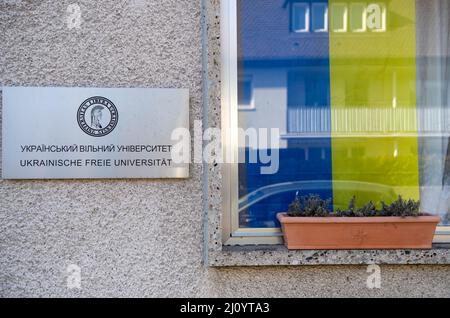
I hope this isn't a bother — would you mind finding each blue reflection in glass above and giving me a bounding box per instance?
[237,0,332,228]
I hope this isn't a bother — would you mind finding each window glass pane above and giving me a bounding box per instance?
[237,0,450,229]
[292,3,309,32]
[417,0,450,226]
[238,77,253,107]
[330,3,347,32]
[350,3,366,32]
[312,3,327,32]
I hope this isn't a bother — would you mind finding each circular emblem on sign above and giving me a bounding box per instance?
[77,96,118,137]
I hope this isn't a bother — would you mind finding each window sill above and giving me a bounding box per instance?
[208,244,450,267]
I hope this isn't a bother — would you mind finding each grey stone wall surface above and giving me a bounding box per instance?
[0,0,450,298]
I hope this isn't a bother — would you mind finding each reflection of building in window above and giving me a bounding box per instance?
[350,3,366,32]
[292,2,386,34]
[287,71,330,134]
[291,3,309,32]
[235,0,450,232]
[334,2,386,32]
[238,75,255,110]
[330,3,348,32]
[312,3,328,32]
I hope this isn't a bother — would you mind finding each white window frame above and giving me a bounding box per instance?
[221,0,282,245]
[220,0,450,246]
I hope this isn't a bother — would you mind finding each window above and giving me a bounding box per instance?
[238,75,254,110]
[312,3,328,32]
[291,3,309,33]
[350,3,366,32]
[223,0,450,245]
[291,2,328,33]
[330,3,347,32]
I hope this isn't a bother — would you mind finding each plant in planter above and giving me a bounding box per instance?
[287,194,331,217]
[278,194,440,250]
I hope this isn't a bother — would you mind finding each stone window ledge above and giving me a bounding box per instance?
[207,244,450,267]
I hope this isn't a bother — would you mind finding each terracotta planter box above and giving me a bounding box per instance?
[277,213,440,250]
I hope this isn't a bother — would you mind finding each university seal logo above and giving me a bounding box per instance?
[77,96,118,137]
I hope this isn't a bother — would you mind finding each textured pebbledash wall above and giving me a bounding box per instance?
[1,0,450,298]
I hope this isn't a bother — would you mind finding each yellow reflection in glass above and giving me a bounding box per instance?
[329,0,420,209]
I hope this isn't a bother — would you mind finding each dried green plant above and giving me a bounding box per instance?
[287,194,421,218]
[380,196,421,217]
[287,193,331,217]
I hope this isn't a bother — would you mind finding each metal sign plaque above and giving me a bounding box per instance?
[2,87,189,179]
